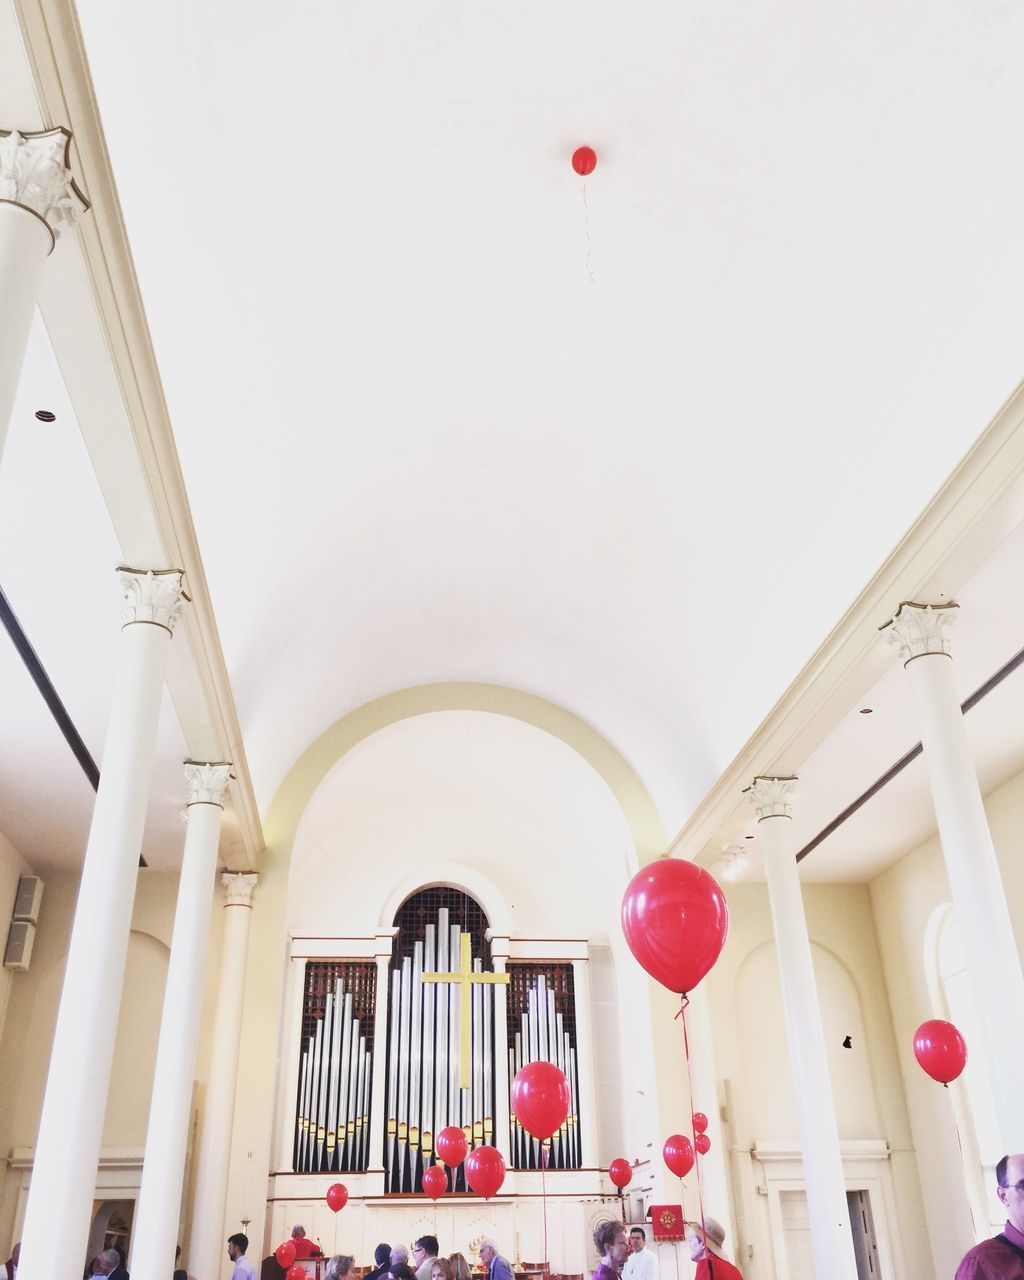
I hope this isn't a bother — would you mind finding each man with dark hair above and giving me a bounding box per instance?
[623,1228,657,1280]
[412,1236,438,1280]
[956,1153,1024,1277]
[367,1244,391,1280]
[228,1234,256,1280]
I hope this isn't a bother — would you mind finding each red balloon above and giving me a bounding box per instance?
[436,1124,469,1167]
[276,1244,297,1269]
[287,1267,306,1280]
[621,859,729,994]
[663,1134,694,1179]
[422,1164,448,1199]
[694,1133,711,1155]
[465,1144,506,1199]
[325,1182,348,1212]
[511,1061,571,1141]
[608,1158,632,1189]
[571,146,597,176]
[692,1112,708,1134]
[914,1019,967,1084]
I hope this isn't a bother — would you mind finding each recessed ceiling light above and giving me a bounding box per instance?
[859,707,873,715]
[34,410,56,422]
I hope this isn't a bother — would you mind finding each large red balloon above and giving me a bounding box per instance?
[325,1182,348,1212]
[422,1165,448,1199]
[436,1125,469,1167]
[511,1061,571,1140]
[691,1112,708,1134]
[694,1133,711,1156]
[276,1244,297,1269]
[663,1134,695,1179]
[621,859,729,994]
[465,1144,506,1199]
[287,1267,306,1280]
[914,1019,967,1084]
[609,1158,632,1189]
[571,146,597,176]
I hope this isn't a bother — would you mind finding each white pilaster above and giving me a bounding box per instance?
[571,958,600,1169]
[488,934,512,1163]
[18,568,184,1280]
[748,777,858,1280]
[132,762,232,1280]
[188,872,258,1280]
[884,601,1024,1146]
[0,128,87,466]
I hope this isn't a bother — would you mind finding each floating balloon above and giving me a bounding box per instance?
[609,1157,632,1189]
[325,1182,348,1212]
[276,1244,297,1269]
[622,859,729,994]
[692,1112,708,1134]
[512,1060,571,1140]
[466,1144,506,1199]
[287,1266,306,1280]
[694,1133,711,1156]
[663,1134,695,1179]
[571,146,597,176]
[422,1165,448,1199]
[914,1019,967,1084]
[436,1125,469,1167]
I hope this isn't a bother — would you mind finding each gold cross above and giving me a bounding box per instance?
[422,934,509,1088]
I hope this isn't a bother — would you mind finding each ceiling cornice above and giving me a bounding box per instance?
[11,0,263,868]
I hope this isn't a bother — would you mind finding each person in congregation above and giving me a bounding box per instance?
[622,1228,657,1280]
[227,1233,257,1280]
[389,1247,410,1272]
[477,1239,513,1280]
[448,1252,472,1280]
[430,1261,453,1280]
[686,1219,743,1280]
[366,1243,392,1280]
[96,1248,129,1280]
[956,1152,1024,1277]
[412,1236,439,1280]
[290,1228,320,1260]
[0,1242,18,1280]
[325,1255,354,1280]
[592,1221,628,1280]
[389,1266,415,1280]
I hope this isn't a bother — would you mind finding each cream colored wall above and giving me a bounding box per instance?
[706,881,928,1280]
[0,829,29,1047]
[869,765,1024,1278]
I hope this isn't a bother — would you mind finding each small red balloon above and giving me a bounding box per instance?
[571,146,597,176]
[914,1019,967,1084]
[695,1133,711,1156]
[663,1134,694,1179]
[436,1124,469,1167]
[422,1164,448,1199]
[287,1267,306,1280]
[609,1157,632,1189]
[325,1182,348,1212]
[276,1244,297,1269]
[465,1144,506,1199]
[692,1112,708,1134]
[511,1060,571,1141]
[622,859,729,995]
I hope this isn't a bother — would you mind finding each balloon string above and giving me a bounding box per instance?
[947,1088,979,1237]
[581,183,596,284]
[542,1144,550,1277]
[680,995,708,1261]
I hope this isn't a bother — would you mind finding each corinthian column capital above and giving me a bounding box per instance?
[184,762,232,808]
[118,568,186,633]
[0,127,88,245]
[221,872,257,909]
[881,600,958,665]
[748,775,798,821]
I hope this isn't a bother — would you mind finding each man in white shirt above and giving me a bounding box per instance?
[227,1234,257,1280]
[622,1228,658,1280]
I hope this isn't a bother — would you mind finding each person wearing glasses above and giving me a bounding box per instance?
[412,1237,439,1280]
[956,1153,1024,1277]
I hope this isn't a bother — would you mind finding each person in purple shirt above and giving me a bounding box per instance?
[592,1221,628,1280]
[956,1153,1024,1278]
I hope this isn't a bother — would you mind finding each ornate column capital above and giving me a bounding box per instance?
[747,775,798,821]
[118,567,186,633]
[184,761,232,808]
[221,872,257,909]
[880,600,958,665]
[0,127,88,246]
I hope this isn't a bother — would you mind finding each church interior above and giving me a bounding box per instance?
[1,3,1024,1279]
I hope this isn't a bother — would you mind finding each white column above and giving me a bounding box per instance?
[18,569,185,1280]
[488,934,512,1163]
[884,601,1024,1146]
[365,936,395,1193]
[132,762,232,1280]
[189,872,258,1280]
[0,127,87,465]
[749,777,858,1280]
[571,958,600,1168]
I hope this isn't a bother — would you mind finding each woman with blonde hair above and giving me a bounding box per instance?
[325,1256,354,1280]
[430,1262,453,1280]
[448,1254,472,1280]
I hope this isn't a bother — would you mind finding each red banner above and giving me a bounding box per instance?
[649,1204,686,1242]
